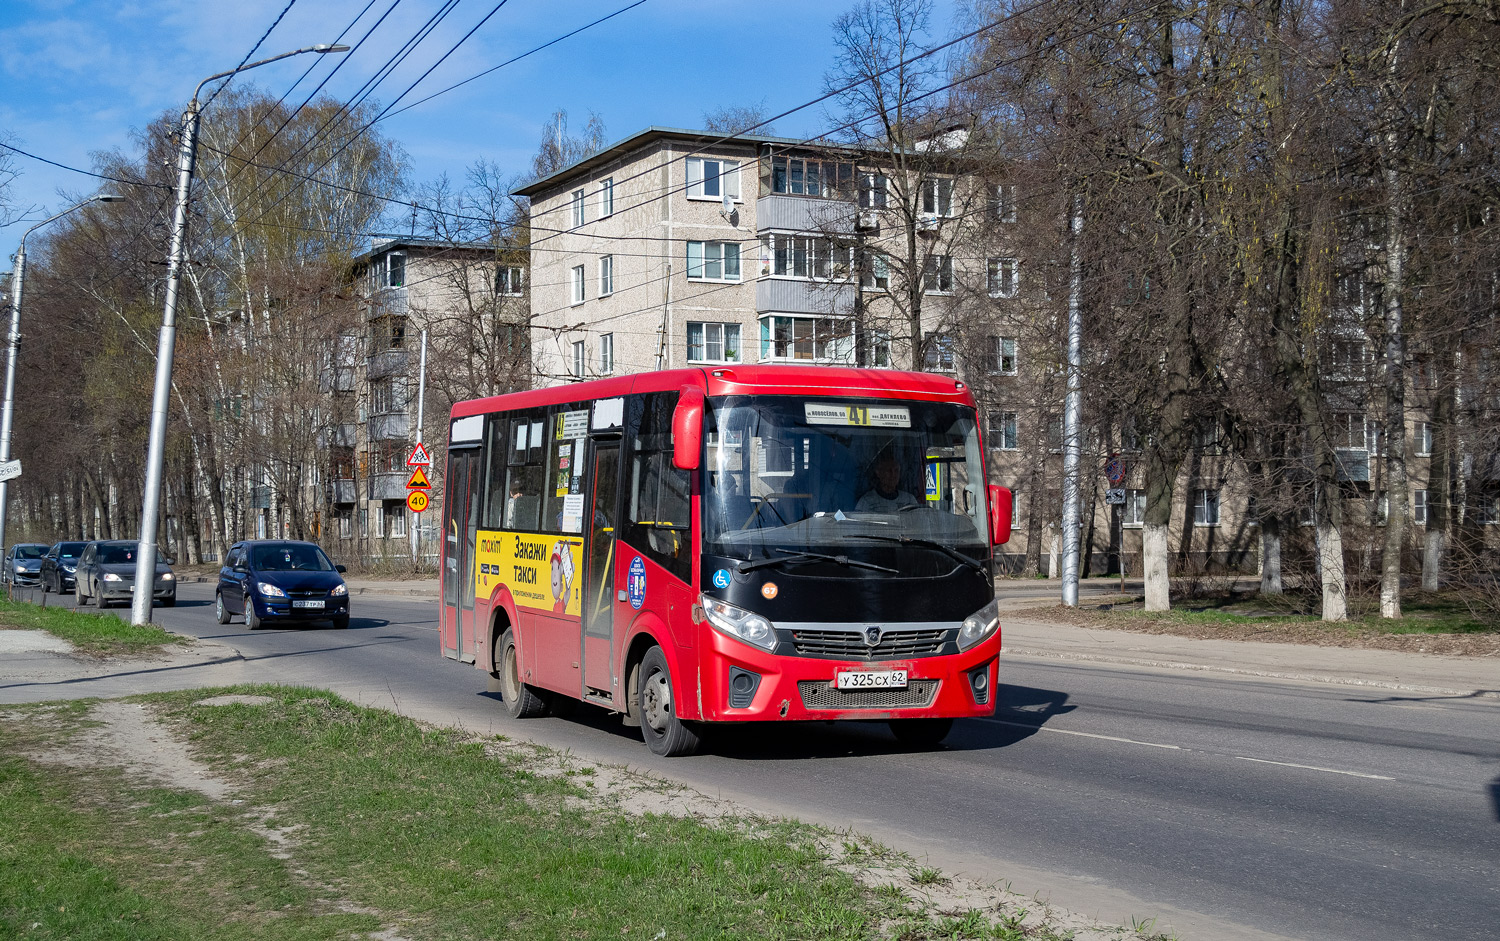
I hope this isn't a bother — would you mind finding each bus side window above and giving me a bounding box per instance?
[543,402,591,534]
[480,416,511,529]
[622,392,692,584]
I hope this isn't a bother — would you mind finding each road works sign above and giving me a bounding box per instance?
[406,490,429,513]
[407,442,432,467]
[406,466,431,490]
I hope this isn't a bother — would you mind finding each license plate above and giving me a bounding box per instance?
[836,670,908,690]
[292,599,325,610]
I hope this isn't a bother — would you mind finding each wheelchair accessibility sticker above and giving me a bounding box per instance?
[712,568,731,589]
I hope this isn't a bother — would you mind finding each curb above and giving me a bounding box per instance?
[1002,647,1500,701]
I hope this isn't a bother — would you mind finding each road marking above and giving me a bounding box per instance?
[986,719,1180,750]
[1234,756,1393,780]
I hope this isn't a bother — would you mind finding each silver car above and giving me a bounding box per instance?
[74,540,177,609]
[3,543,49,586]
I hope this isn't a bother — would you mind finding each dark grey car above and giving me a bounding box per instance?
[74,540,176,608]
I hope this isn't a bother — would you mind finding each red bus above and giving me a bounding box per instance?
[439,365,1012,756]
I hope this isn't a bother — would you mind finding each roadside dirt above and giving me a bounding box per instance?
[1017,604,1500,657]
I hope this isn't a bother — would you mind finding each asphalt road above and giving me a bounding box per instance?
[25,582,1500,941]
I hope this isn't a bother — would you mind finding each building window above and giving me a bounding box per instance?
[992,335,1017,374]
[1124,489,1146,527]
[1046,416,1063,452]
[372,504,384,539]
[686,241,741,281]
[924,333,955,371]
[988,411,1019,450]
[763,234,849,280]
[924,255,954,294]
[760,315,854,363]
[1415,421,1432,456]
[1374,491,1389,525]
[599,255,614,296]
[686,157,741,201]
[571,189,586,228]
[920,178,954,216]
[370,315,407,351]
[1475,491,1500,525]
[860,252,890,290]
[571,264,586,305]
[600,177,614,217]
[370,377,404,415]
[687,322,741,363]
[858,172,888,209]
[571,340,587,379]
[988,258,1019,298]
[496,266,524,296]
[1192,489,1221,526]
[1330,339,1366,380]
[866,330,892,367]
[599,333,614,374]
[337,512,353,539]
[1413,488,1427,524]
[390,505,407,538]
[994,183,1017,222]
[771,156,853,197]
[371,252,405,290]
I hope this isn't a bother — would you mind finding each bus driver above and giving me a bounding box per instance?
[855,451,919,513]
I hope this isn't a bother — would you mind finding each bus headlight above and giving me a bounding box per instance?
[957,598,1000,651]
[700,595,777,651]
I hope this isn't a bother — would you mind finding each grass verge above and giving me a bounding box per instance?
[0,597,187,657]
[0,687,1171,941]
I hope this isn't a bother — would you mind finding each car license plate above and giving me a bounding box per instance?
[836,670,908,690]
[292,599,324,610]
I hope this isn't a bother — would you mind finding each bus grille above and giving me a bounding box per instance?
[790,629,949,660]
[797,680,939,710]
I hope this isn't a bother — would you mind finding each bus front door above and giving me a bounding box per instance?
[442,446,482,663]
[581,439,620,700]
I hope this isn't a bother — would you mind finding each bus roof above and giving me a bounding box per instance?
[449,366,974,421]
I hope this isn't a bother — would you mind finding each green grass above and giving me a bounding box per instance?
[0,687,1107,941]
[0,598,187,656]
[1105,589,1497,635]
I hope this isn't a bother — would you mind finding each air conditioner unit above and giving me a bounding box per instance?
[855,211,880,233]
[917,213,940,233]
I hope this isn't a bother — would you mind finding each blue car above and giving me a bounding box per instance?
[216,540,350,630]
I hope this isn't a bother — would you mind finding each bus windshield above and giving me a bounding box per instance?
[703,396,987,562]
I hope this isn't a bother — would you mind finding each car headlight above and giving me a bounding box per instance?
[159,572,174,581]
[700,594,776,651]
[329,583,348,597]
[61,563,76,573]
[103,573,123,582]
[957,598,1001,651]
[258,582,287,597]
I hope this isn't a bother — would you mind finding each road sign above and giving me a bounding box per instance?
[406,490,429,513]
[407,442,432,467]
[0,459,20,483]
[406,466,431,490]
[1105,488,1126,505]
[1105,456,1126,486]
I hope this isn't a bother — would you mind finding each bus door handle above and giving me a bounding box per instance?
[617,590,628,602]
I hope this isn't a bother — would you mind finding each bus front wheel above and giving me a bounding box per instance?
[888,718,953,748]
[637,646,701,757]
[497,628,549,719]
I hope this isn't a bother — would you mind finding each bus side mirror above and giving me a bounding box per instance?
[989,484,1013,545]
[672,388,704,470]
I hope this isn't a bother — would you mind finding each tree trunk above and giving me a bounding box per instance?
[1317,511,1348,621]
[1378,26,1409,618]
[1422,351,1455,590]
[1260,514,1283,595]
[1143,522,1170,608]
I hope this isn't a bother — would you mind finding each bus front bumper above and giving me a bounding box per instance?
[696,629,1001,723]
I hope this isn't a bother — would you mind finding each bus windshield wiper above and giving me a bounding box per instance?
[855,534,985,573]
[737,548,899,575]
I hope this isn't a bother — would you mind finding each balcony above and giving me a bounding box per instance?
[318,423,357,448]
[756,195,854,234]
[319,366,355,392]
[366,288,409,319]
[369,412,409,441]
[371,473,407,501]
[330,479,357,504]
[757,279,855,316]
[1334,448,1370,484]
[367,348,409,379]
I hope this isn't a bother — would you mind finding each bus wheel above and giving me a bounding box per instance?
[497,629,549,719]
[888,718,953,748]
[637,646,701,757]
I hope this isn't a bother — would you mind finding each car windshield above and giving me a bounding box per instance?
[16,545,46,559]
[58,543,85,558]
[703,395,987,564]
[98,544,167,565]
[250,544,335,572]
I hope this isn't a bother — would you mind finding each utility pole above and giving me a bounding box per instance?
[410,329,427,565]
[131,44,348,625]
[1061,195,1084,607]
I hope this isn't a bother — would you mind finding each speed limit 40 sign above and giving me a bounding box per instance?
[406,490,429,513]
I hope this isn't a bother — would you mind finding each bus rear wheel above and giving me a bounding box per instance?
[637,646,701,757]
[888,718,953,748]
[497,628,549,719]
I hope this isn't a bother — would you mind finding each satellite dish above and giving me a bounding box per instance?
[722,190,733,214]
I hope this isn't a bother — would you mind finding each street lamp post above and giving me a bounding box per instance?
[2,194,127,554]
[131,43,349,625]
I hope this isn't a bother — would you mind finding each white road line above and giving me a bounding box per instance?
[986,718,1181,750]
[1234,756,1394,780]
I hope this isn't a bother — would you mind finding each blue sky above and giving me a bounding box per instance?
[2,0,962,234]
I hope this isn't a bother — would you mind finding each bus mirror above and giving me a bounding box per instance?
[673,388,705,470]
[988,484,1013,545]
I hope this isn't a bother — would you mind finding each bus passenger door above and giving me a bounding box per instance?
[581,438,620,699]
[442,446,482,662]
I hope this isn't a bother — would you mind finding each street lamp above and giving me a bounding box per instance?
[2,193,127,555]
[131,43,349,625]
